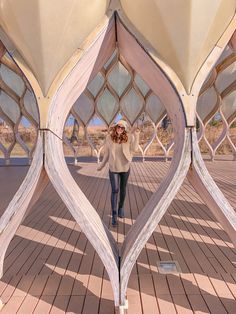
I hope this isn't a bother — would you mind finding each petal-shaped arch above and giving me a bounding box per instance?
[44,17,121,306]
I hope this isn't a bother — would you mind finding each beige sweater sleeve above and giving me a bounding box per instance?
[97,135,110,170]
[130,131,140,152]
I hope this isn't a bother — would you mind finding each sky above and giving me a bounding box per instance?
[18,114,123,128]
[65,113,123,127]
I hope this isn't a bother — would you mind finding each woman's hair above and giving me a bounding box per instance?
[110,125,128,143]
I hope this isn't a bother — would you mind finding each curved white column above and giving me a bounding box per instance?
[0,133,48,278]
[44,17,120,305]
[187,130,236,247]
[120,127,191,304]
[116,17,192,305]
[45,130,120,304]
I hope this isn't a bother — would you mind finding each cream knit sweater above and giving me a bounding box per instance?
[98,131,140,172]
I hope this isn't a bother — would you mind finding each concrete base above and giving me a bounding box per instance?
[0,299,4,311]
[119,299,128,314]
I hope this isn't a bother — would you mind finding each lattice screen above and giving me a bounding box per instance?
[0,51,39,164]
[197,46,236,160]
[64,50,172,162]
[1,47,236,164]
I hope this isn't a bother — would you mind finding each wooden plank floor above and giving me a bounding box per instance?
[0,159,235,313]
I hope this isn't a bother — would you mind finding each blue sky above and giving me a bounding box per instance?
[65,113,123,127]
[20,114,122,127]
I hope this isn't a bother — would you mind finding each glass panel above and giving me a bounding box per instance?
[222,90,236,121]
[121,88,144,125]
[107,61,131,97]
[87,72,105,97]
[103,50,117,70]
[214,46,232,67]
[134,74,150,97]
[215,61,236,94]
[0,91,20,123]
[197,87,218,122]
[146,93,166,124]
[200,69,214,93]
[97,88,119,125]
[0,63,25,97]
[23,89,39,124]
[73,93,95,125]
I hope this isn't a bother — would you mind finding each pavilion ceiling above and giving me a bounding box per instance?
[120,0,236,93]
[0,0,235,96]
[0,0,109,94]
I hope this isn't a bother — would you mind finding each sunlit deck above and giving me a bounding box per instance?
[0,158,235,313]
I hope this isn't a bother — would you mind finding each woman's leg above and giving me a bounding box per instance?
[109,170,119,225]
[118,169,130,218]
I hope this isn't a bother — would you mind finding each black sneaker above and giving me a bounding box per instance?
[118,207,124,218]
[112,211,117,226]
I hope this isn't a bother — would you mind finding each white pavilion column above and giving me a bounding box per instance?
[116,10,236,306]
[0,133,49,278]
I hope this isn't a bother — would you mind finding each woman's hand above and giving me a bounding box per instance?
[97,164,103,171]
[131,126,141,133]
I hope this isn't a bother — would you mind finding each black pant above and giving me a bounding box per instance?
[109,169,130,213]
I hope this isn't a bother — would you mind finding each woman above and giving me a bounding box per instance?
[97,120,140,226]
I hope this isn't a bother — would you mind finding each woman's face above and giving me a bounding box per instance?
[116,125,125,135]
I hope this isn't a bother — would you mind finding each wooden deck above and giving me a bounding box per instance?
[0,159,235,313]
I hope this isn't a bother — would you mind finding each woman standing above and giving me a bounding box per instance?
[97,120,140,226]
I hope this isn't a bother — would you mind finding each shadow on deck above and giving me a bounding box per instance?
[0,159,235,313]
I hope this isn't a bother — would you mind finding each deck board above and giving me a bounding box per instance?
[0,158,235,313]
